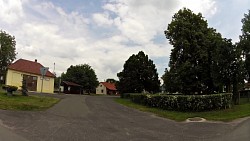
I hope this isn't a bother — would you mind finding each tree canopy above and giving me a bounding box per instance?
[105,78,117,83]
[117,51,160,93]
[61,64,99,93]
[239,10,250,82]
[163,8,244,98]
[0,30,17,84]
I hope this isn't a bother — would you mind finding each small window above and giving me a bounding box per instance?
[101,90,104,93]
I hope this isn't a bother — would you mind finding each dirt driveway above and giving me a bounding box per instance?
[0,94,249,141]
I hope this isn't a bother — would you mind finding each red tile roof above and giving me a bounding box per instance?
[8,59,55,77]
[101,82,117,91]
[62,81,82,87]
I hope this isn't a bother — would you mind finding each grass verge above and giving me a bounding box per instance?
[115,98,250,122]
[0,92,60,111]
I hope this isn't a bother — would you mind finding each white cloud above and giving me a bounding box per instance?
[102,0,179,45]
[0,0,24,23]
[2,0,243,83]
[179,0,217,18]
[92,12,113,26]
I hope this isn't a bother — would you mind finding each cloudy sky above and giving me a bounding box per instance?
[0,0,249,82]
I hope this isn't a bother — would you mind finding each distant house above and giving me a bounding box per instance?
[5,59,55,93]
[61,81,82,94]
[96,82,117,95]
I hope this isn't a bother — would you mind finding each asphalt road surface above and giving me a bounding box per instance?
[0,94,249,141]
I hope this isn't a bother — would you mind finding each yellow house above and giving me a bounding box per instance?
[5,59,55,93]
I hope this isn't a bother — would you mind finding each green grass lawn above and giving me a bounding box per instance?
[115,98,250,122]
[0,91,60,111]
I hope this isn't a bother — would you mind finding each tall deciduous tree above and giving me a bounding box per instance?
[117,51,160,93]
[0,30,16,84]
[164,8,214,94]
[61,64,99,93]
[239,10,250,82]
[163,8,244,97]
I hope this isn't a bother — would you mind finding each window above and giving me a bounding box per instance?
[101,90,104,93]
[33,76,37,80]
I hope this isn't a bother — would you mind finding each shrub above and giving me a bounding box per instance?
[130,93,232,112]
[2,85,18,92]
[120,93,141,99]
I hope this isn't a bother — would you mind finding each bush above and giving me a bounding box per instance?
[130,93,232,112]
[2,85,18,92]
[120,93,141,99]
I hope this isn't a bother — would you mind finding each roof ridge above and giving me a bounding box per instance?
[17,58,43,66]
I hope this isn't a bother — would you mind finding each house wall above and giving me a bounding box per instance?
[96,83,107,94]
[5,69,54,93]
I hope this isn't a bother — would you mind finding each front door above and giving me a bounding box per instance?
[23,75,37,91]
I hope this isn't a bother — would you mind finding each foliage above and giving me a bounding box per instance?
[238,10,250,82]
[61,64,99,93]
[115,98,250,122]
[120,93,141,99]
[2,85,18,96]
[163,8,245,98]
[105,78,117,83]
[129,93,232,112]
[0,30,17,84]
[0,92,60,111]
[54,76,61,88]
[2,85,18,92]
[117,51,160,94]
[164,8,215,94]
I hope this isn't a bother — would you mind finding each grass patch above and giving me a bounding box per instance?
[115,98,250,122]
[0,92,60,111]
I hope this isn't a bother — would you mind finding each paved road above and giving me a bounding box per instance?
[0,94,249,141]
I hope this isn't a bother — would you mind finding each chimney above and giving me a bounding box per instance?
[35,59,37,63]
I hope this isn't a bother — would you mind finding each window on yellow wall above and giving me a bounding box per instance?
[33,76,37,80]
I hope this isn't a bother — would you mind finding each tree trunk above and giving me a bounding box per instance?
[232,73,239,105]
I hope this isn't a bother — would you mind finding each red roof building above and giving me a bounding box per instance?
[5,59,55,93]
[61,81,83,94]
[96,82,117,95]
[8,59,55,77]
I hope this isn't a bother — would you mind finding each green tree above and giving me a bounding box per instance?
[54,76,61,88]
[117,51,160,93]
[164,8,215,94]
[105,78,117,83]
[0,30,17,84]
[164,8,243,95]
[239,10,250,82]
[162,68,179,93]
[61,64,99,93]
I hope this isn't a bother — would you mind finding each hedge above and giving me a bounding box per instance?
[130,93,232,112]
[120,93,142,99]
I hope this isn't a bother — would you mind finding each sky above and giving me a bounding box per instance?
[0,0,249,82]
